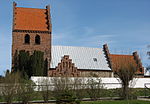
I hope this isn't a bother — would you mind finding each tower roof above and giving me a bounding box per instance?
[13,3,51,32]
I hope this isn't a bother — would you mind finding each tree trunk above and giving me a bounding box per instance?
[122,83,129,100]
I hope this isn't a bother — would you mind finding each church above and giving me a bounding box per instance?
[11,2,144,77]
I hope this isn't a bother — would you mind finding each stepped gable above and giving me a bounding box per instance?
[49,55,80,77]
[13,2,51,32]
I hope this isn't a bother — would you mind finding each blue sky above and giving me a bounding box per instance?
[0,0,150,75]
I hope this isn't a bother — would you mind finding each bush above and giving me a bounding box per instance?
[52,77,80,104]
[56,89,77,104]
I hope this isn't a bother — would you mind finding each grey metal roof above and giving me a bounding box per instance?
[50,46,111,71]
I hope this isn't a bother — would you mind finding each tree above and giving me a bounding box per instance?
[115,59,137,100]
[13,50,47,78]
[13,50,19,72]
[44,58,48,76]
[18,50,31,78]
[17,80,35,104]
[73,78,86,102]
[2,71,21,104]
[51,77,78,104]
[13,50,30,78]
[30,51,45,76]
[40,78,51,103]
[86,77,104,100]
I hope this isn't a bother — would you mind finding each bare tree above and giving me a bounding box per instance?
[17,80,35,104]
[86,77,104,100]
[40,78,51,103]
[115,59,137,100]
[51,77,78,104]
[73,77,86,101]
[1,71,21,104]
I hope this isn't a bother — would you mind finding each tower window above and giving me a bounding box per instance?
[24,34,30,44]
[35,35,40,44]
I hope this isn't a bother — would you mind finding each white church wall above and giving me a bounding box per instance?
[31,76,150,89]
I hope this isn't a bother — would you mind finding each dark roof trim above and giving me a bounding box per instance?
[13,30,51,34]
[49,68,112,72]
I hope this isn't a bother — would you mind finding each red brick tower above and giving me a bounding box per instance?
[12,2,52,71]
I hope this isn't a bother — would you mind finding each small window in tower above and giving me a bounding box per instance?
[140,68,143,72]
[35,35,40,44]
[24,34,30,44]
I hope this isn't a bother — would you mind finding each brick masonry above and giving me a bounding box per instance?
[12,2,52,72]
[48,55,80,77]
[48,55,113,77]
[12,32,51,67]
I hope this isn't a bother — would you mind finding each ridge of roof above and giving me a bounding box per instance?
[16,7,46,10]
[110,54,133,57]
[52,45,102,49]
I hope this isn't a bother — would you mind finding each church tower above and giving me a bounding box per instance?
[12,2,52,71]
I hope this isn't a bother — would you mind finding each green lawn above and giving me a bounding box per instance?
[81,100,150,104]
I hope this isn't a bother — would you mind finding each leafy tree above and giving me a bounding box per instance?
[44,58,48,76]
[13,50,47,78]
[18,50,31,77]
[13,50,19,72]
[30,51,44,76]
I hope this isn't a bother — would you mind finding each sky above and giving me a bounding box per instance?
[0,0,150,75]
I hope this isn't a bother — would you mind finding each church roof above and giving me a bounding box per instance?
[14,7,49,31]
[110,54,144,74]
[50,46,111,71]
[110,54,136,69]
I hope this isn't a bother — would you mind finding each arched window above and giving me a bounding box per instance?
[24,34,30,44]
[35,35,40,44]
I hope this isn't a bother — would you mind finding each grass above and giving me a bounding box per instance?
[0,88,149,102]
[81,100,150,104]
